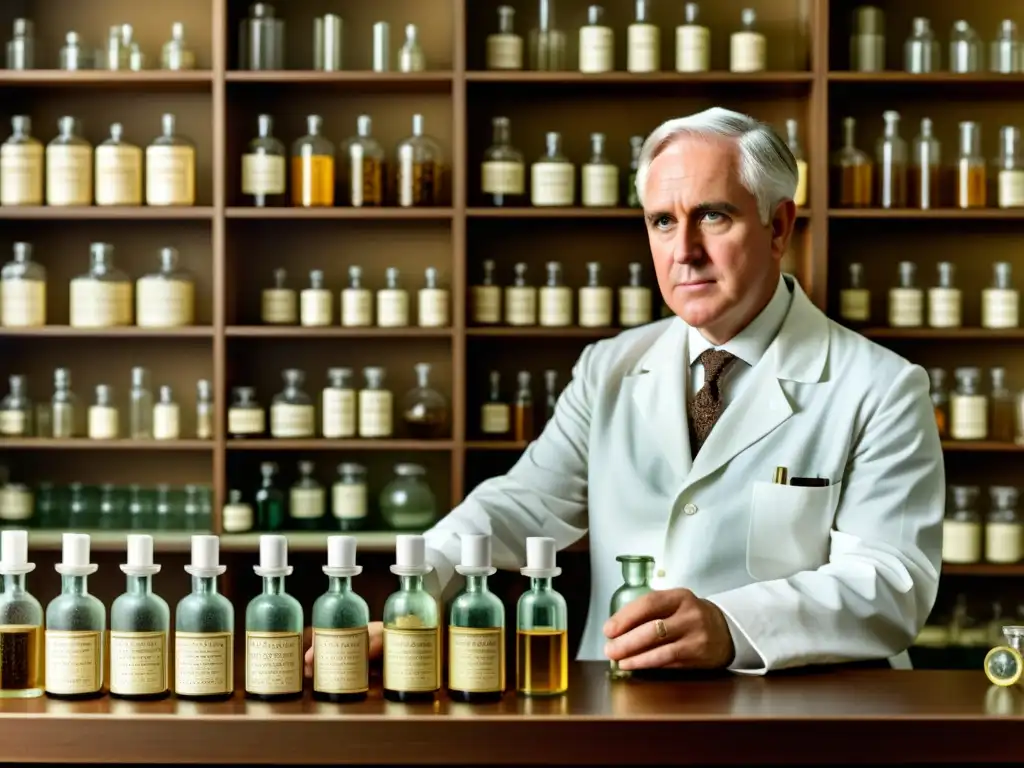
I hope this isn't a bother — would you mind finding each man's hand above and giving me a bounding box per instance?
[304,620,384,678]
[603,589,735,670]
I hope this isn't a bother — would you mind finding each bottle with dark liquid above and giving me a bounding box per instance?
[255,461,285,531]
[396,114,442,207]
[448,534,505,703]
[0,530,43,698]
[911,117,940,209]
[876,110,907,208]
[342,115,384,207]
[543,369,559,426]
[929,367,948,439]
[956,120,986,208]
[481,116,525,207]
[990,367,1015,443]
[513,370,535,442]
[481,371,511,437]
[516,536,567,696]
[833,116,873,207]
[401,362,449,439]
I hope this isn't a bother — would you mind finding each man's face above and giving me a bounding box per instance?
[642,135,793,344]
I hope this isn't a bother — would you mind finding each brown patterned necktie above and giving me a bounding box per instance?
[688,349,737,456]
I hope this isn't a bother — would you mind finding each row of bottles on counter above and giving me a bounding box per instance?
[833,115,1024,209]
[486,1,768,73]
[929,366,1024,444]
[243,114,443,208]
[479,369,563,441]
[261,266,448,329]
[944,485,1024,565]
[5,20,196,71]
[0,243,196,329]
[0,115,195,208]
[226,460,437,534]
[0,368,212,441]
[839,262,1021,330]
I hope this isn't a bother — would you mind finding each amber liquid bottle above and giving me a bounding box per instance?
[833,116,873,207]
[513,370,534,442]
[956,121,986,209]
[342,115,385,207]
[291,115,334,207]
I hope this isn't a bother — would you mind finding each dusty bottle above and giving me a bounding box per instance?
[261,268,297,325]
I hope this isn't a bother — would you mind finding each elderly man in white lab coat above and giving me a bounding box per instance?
[305,107,944,676]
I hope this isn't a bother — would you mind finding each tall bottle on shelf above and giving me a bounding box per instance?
[904,17,939,73]
[401,362,449,439]
[528,0,566,71]
[396,114,442,208]
[676,3,710,73]
[95,123,143,206]
[517,536,568,697]
[1,242,45,328]
[342,116,385,208]
[448,534,505,703]
[145,113,195,207]
[506,263,537,325]
[482,117,525,207]
[322,367,356,439]
[876,111,907,209]
[0,375,32,437]
[242,115,286,207]
[487,6,523,70]
[619,262,652,327]
[956,121,986,209]
[136,247,195,329]
[472,260,502,324]
[0,530,43,698]
[730,9,766,72]
[292,115,334,208]
[579,5,614,74]
[46,116,92,207]
[627,0,660,73]
[997,126,1024,209]
[0,116,44,207]
[785,120,807,208]
[911,118,940,210]
[129,366,153,439]
[418,267,449,328]
[69,243,132,329]
[832,117,872,208]
[341,266,372,327]
[255,462,285,531]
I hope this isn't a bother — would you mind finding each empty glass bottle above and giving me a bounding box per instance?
[949,21,981,73]
[904,17,939,73]
[242,114,286,207]
[531,132,574,206]
[608,555,655,680]
[401,363,449,439]
[380,464,437,530]
[448,534,505,703]
[59,32,88,71]
[129,366,153,439]
[911,118,940,210]
[245,535,303,701]
[342,115,385,207]
[0,530,43,698]
[876,111,907,208]
[396,114,442,207]
[991,20,1021,74]
[528,0,566,71]
[291,115,334,208]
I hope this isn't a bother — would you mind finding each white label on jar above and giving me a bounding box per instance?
[242,153,286,196]
[377,289,409,327]
[342,288,373,327]
[943,519,982,563]
[982,288,1019,329]
[110,630,168,696]
[45,630,101,695]
[472,285,501,324]
[619,287,652,326]
[579,286,612,327]
[448,627,503,693]
[581,164,619,207]
[145,146,196,206]
[730,32,766,72]
[136,277,194,327]
[88,405,119,439]
[927,287,962,328]
[999,169,1024,208]
[261,289,297,324]
[987,522,1023,563]
[840,288,871,322]
[95,145,143,205]
[0,410,25,436]
[0,143,43,205]
[332,482,368,520]
[175,631,233,697]
[222,502,253,532]
[0,486,32,521]
[539,286,572,327]
[46,145,92,206]
[579,26,614,73]
[153,403,180,440]
[70,278,131,328]
[290,487,325,520]
[1,278,45,327]
[486,34,523,70]
[676,25,710,72]
[482,161,524,195]
[245,631,302,695]
[301,289,332,326]
[52,402,75,438]
[950,394,988,440]
[481,403,510,434]
[794,159,808,207]
[228,406,265,435]
[887,288,923,327]
[383,627,439,693]
[627,24,660,72]
[418,288,449,327]
[531,162,574,206]
[505,286,537,325]
[322,388,356,438]
[314,627,369,694]
[270,403,315,438]
[358,390,393,437]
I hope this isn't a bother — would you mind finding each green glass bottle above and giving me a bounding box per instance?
[312,535,371,703]
[255,461,285,531]
[245,534,303,701]
[174,535,234,701]
[448,533,506,702]
[608,554,654,680]
[382,534,440,702]
[0,530,43,698]
[516,536,568,696]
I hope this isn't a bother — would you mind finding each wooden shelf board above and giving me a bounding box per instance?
[0,206,214,220]
[467,440,529,450]
[941,441,1024,452]
[830,208,1024,219]
[226,439,454,451]
[23,530,411,553]
[942,563,1024,576]
[0,70,213,87]
[467,71,813,83]
[0,326,214,338]
[829,71,1024,83]
[225,326,452,338]
[862,328,1024,340]
[0,439,213,450]
[226,71,452,87]
[225,207,453,220]
[468,207,810,219]
[467,327,621,338]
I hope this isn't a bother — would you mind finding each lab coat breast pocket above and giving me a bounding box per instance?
[746,480,843,581]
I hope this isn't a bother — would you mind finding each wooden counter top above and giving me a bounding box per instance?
[2,663,1020,765]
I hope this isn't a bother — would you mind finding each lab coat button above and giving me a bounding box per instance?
[683,503,698,516]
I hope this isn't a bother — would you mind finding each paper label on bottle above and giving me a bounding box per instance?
[110,630,168,696]
[676,25,710,72]
[472,285,502,324]
[0,486,32,521]
[245,631,302,695]
[228,407,265,436]
[175,631,233,696]
[627,24,660,72]
[332,482,367,520]
[942,519,981,563]
[986,522,1023,563]
[383,627,439,692]
[377,290,409,327]
[579,26,614,73]
[927,288,962,328]
[1,279,45,327]
[242,153,285,196]
[70,278,131,328]
[482,161,525,195]
[418,288,449,327]
[88,406,119,439]
[982,289,1019,329]
[531,162,574,206]
[481,403,510,434]
[270,403,315,438]
[950,394,987,440]
[486,34,523,70]
[840,289,870,322]
[95,145,143,205]
[262,289,297,324]
[887,288,923,327]
[342,288,372,326]
[300,289,332,326]
[794,160,808,207]
[998,170,1024,208]
[730,32,766,72]
[448,627,503,693]
[578,286,612,327]
[46,145,92,205]
[0,409,26,436]
[153,403,181,440]
[618,287,652,326]
[290,487,325,520]
[313,627,369,694]
[52,402,75,438]
[358,390,393,437]
[539,287,572,327]
[222,502,253,532]
[505,286,537,325]
[581,164,619,207]
[146,146,196,205]
[136,278,194,327]
[0,143,43,205]
[322,388,356,438]
[45,630,102,695]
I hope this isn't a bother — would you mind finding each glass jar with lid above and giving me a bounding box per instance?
[401,362,449,439]
[942,485,982,564]
[270,369,315,438]
[986,486,1022,564]
[0,115,44,206]
[1,242,46,327]
[46,115,93,206]
[227,386,265,438]
[136,246,195,328]
[379,463,437,530]
[70,242,132,328]
[332,463,368,531]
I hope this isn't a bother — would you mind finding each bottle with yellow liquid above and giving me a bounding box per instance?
[516,536,568,697]
[0,530,44,698]
[291,114,334,207]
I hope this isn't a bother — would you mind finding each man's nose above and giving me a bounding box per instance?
[670,222,704,264]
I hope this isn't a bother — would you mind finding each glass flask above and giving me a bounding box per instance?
[516,536,568,696]
[448,534,505,703]
[910,118,940,210]
[145,113,196,206]
[904,17,940,73]
[291,115,334,207]
[876,111,907,208]
[0,530,43,698]
[608,555,654,680]
[255,462,285,532]
[832,117,872,207]
[396,114,443,207]
[949,21,981,73]
[0,375,32,437]
[69,243,132,328]
[228,386,265,438]
[342,115,385,207]
[0,115,44,206]
[136,247,195,328]
[379,464,437,530]
[242,114,286,207]
[985,626,1024,687]
[401,362,449,439]
[162,22,195,70]
[270,368,315,439]
[481,116,525,207]
[528,0,566,71]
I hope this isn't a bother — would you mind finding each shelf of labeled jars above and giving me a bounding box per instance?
[829,72,1024,84]
[0,70,213,88]
[225,70,453,89]
[941,562,1024,577]
[0,206,215,220]
[21,529,413,553]
[0,326,214,338]
[466,326,621,338]
[225,439,454,451]
[829,209,1024,219]
[225,325,451,338]
[940,441,1024,452]
[466,71,813,85]
[468,207,812,219]
[467,440,529,450]
[0,438,212,450]
[861,328,1024,341]
[224,206,453,220]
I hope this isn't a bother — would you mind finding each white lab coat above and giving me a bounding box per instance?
[424,275,944,673]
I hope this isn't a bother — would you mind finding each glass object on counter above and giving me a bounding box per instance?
[95,123,143,206]
[579,262,612,328]
[486,6,523,70]
[911,118,940,210]
[196,380,213,440]
[59,32,88,71]
[51,368,78,439]
[239,2,285,70]
[608,555,654,680]
[626,136,643,209]
[70,243,131,328]
[358,366,393,438]
[342,115,385,208]
[619,262,652,327]
[398,24,425,73]
[784,120,807,208]
[531,131,574,207]
[987,487,1022,565]
[833,117,872,207]
[289,461,325,530]
[850,6,884,73]
[581,133,618,208]
[418,267,449,328]
[255,463,285,532]
[129,366,153,440]
[676,2,710,73]
[6,19,34,70]
[943,485,982,564]
[262,267,297,325]
[332,463,368,531]
[985,626,1024,687]
[0,116,43,206]
[88,384,118,440]
[506,262,538,325]
[341,265,372,327]
[949,21,981,73]
[377,267,409,328]
[322,368,355,439]
[929,368,948,439]
[300,270,332,327]
[539,261,572,327]
[876,111,907,209]
[579,5,613,74]
[990,367,1015,443]
[887,261,922,328]
[544,370,559,425]
[448,534,505,703]
[162,22,195,71]
[516,536,568,697]
[528,0,566,71]
[991,20,1021,74]
[396,114,442,207]
[904,17,939,73]
[730,9,765,73]
[839,262,870,326]
[0,530,43,698]
[481,371,510,436]
[242,115,286,207]
[627,0,659,74]
[136,247,195,328]
[153,386,180,441]
[956,121,986,209]
[271,369,315,439]
[513,371,534,443]
[401,363,448,439]
[380,464,437,530]
[145,113,195,207]
[950,367,987,441]
[222,490,254,534]
[482,116,525,207]
[45,116,92,207]
[927,262,961,329]
[292,115,334,208]
[1,242,45,328]
[471,259,502,324]
[983,263,1019,329]
[997,126,1024,209]
[228,387,265,438]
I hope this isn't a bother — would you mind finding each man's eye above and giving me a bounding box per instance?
[703,211,722,222]
[656,215,672,228]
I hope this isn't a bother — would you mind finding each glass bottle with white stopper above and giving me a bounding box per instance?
[271,369,315,439]
[95,123,143,206]
[312,536,371,703]
[950,368,987,441]
[0,530,43,698]
[289,461,325,530]
[579,262,612,327]
[517,536,568,696]
[358,366,393,438]
[448,534,505,703]
[839,263,870,327]
[579,6,613,74]
[528,0,566,71]
[888,261,923,328]
[418,267,449,327]
[45,534,105,700]
[911,118,940,210]
[481,117,525,207]
[301,269,332,327]
[382,534,441,702]
[377,267,409,328]
[1,242,45,328]
[153,385,181,441]
[928,262,961,329]
[472,260,502,324]
[627,0,660,73]
[730,9,765,72]
[487,6,523,70]
[531,132,574,207]
[786,120,807,208]
[341,265,372,327]
[539,262,572,327]
[109,534,169,701]
[581,133,618,208]
[262,268,297,325]
[506,263,537,325]
[997,126,1024,209]
[398,24,425,72]
[46,116,93,207]
[982,263,1019,329]
[676,3,710,73]
[136,247,195,328]
[619,262,652,327]
[245,535,303,701]
[174,535,233,701]
[322,367,356,439]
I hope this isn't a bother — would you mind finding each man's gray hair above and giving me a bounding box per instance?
[633,107,799,225]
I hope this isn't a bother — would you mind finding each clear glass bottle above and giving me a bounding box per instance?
[513,371,534,443]
[531,132,574,207]
[291,115,334,208]
[991,20,1021,74]
[382,534,441,702]
[486,6,524,71]
[482,117,525,207]
[174,535,234,701]
[222,489,254,534]
[88,384,119,440]
[342,115,385,208]
[126,485,154,530]
[904,17,939,73]
[0,530,43,698]
[956,121,986,209]
[129,366,153,439]
[94,123,143,206]
[154,484,176,531]
[927,262,962,329]
[544,370,559,425]
[377,267,410,328]
[448,534,505,703]
[70,242,132,328]
[876,111,907,209]
[888,261,922,328]
[322,367,355,439]
[676,2,710,73]
[44,533,105,699]
[228,386,265,438]
[161,22,195,70]
[6,18,34,70]
[146,113,196,206]
[626,136,644,209]
[627,0,660,73]
[398,24,425,72]
[0,115,43,206]
[238,2,285,70]
[261,268,297,325]
[986,487,1022,564]
[312,535,371,702]
[0,375,31,437]
[982,263,1019,329]
[997,126,1024,209]
[785,120,807,208]
[839,262,870,326]
[196,379,213,440]
[255,462,285,532]
[528,0,566,71]
[332,463,368,531]
[910,118,940,210]
[66,483,94,529]
[136,247,195,328]
[949,21,981,74]
[619,262,651,327]
[472,259,502,324]
[358,366,393,438]
[929,367,948,439]
[300,269,332,327]
[943,485,982,564]
[608,555,654,680]
[579,5,614,74]
[539,261,572,327]
[832,117,873,207]
[850,6,884,72]
[517,536,568,696]
[245,535,304,701]
[242,114,286,207]
[990,367,1015,443]
[581,133,618,208]
[506,262,538,325]
[152,385,180,441]
[59,31,87,71]
[417,267,449,328]
[380,464,436,530]
[341,265,373,327]
[271,369,315,439]
[481,371,511,436]
[730,8,766,73]
[950,367,987,441]
[51,368,78,439]
[401,362,449,439]
[45,116,92,207]
[579,262,612,328]
[289,461,325,529]
[985,626,1024,687]
[396,114,443,207]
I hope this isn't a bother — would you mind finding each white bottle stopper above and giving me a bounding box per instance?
[323,535,362,577]
[520,536,561,578]
[253,534,292,577]
[55,533,97,576]
[185,534,226,577]
[390,533,432,576]
[455,533,495,577]
[0,530,34,575]
[121,533,161,576]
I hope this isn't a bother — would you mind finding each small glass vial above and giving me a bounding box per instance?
[950,367,988,441]
[839,262,870,326]
[223,490,254,533]
[676,3,710,73]
[949,21,981,74]
[271,369,315,439]
[162,22,195,70]
[539,261,572,327]
[448,534,505,702]
[910,118,940,210]
[876,111,907,209]
[482,116,525,206]
[0,375,31,437]
[262,268,297,325]
[619,262,652,327]
[396,114,443,207]
[6,19,35,70]
[990,367,1015,443]
[987,487,1022,564]
[242,115,286,207]
[289,461,325,529]
[46,116,92,206]
[301,270,332,327]
[579,5,614,74]
[342,115,385,208]
[228,387,265,438]
[888,261,923,328]
[516,537,568,696]
[579,262,612,327]
[581,133,619,208]
[322,368,356,439]
[332,464,368,531]
[146,114,196,206]
[730,9,766,73]
[785,119,807,208]
[929,368,948,439]
[850,6,884,72]
[256,463,285,531]
[0,116,44,206]
[398,24,425,72]
[291,115,335,208]
[626,136,643,209]
[1,242,45,328]
[472,260,502,324]
[487,6,523,70]
[358,366,393,438]
[418,267,449,327]
[904,17,940,73]
[152,386,180,441]
[129,366,153,439]
[833,117,873,207]
[51,368,78,439]
[513,371,534,442]
[531,132,574,206]
[481,371,511,436]
[982,263,1019,329]
[70,243,132,328]
[136,247,195,328]
[608,555,654,679]
[372,21,390,73]
[402,363,449,439]
[528,0,566,71]
[991,20,1021,74]
[341,265,373,327]
[0,530,43,698]
[956,121,986,208]
[95,123,143,206]
[88,384,119,440]
[927,262,962,329]
[196,379,213,439]
[942,485,981,564]
[997,126,1024,209]
[377,267,410,328]
[506,262,537,326]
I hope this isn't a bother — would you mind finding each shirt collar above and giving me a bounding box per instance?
[688,275,793,367]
